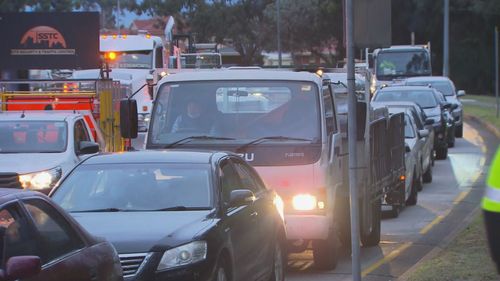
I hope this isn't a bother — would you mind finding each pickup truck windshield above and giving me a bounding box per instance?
[376,51,431,80]
[149,80,321,147]
[0,121,67,153]
[105,50,152,69]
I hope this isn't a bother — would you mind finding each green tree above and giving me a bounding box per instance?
[263,0,342,66]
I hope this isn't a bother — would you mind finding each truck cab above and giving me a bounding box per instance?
[371,45,432,93]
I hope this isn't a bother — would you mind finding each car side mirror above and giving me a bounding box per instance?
[78,141,99,155]
[442,102,452,110]
[405,143,411,153]
[1,256,41,281]
[120,99,138,139]
[424,119,435,125]
[228,189,256,207]
[418,129,429,138]
[457,90,466,97]
[451,103,459,110]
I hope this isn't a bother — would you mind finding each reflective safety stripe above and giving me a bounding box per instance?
[484,185,500,203]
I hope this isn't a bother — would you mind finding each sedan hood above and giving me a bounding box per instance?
[423,107,441,117]
[71,211,210,253]
[0,153,68,174]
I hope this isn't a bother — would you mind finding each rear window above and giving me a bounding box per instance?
[0,121,67,153]
[374,90,438,108]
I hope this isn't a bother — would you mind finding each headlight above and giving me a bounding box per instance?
[19,167,62,190]
[157,241,207,271]
[292,194,325,211]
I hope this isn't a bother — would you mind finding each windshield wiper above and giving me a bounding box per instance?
[163,135,235,149]
[236,136,312,152]
[70,208,125,213]
[148,206,212,211]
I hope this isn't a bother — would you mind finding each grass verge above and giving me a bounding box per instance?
[463,95,500,129]
[406,213,498,281]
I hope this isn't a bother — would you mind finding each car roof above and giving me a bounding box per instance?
[0,111,82,122]
[159,69,322,85]
[378,85,434,92]
[82,150,228,165]
[0,188,44,200]
[405,76,451,83]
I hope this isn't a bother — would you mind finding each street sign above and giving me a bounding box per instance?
[0,12,100,70]
[354,0,391,48]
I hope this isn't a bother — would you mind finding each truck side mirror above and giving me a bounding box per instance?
[425,119,435,125]
[146,74,154,100]
[120,99,138,139]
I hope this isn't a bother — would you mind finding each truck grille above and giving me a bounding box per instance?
[119,253,151,278]
[0,173,22,189]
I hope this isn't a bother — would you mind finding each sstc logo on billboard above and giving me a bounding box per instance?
[11,25,75,56]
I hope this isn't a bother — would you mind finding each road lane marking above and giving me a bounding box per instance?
[453,191,469,204]
[361,242,412,277]
[420,214,447,235]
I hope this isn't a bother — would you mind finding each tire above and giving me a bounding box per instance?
[213,258,229,281]
[436,146,448,160]
[389,204,401,218]
[423,164,433,183]
[268,242,285,281]
[415,172,423,192]
[312,231,339,270]
[406,172,418,206]
[455,124,463,138]
[360,198,381,247]
[448,136,455,148]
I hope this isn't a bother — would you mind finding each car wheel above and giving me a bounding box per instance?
[436,146,448,160]
[406,172,418,206]
[423,164,433,183]
[448,136,455,148]
[416,171,423,192]
[269,242,285,281]
[214,259,229,281]
[389,204,401,218]
[455,124,463,138]
[360,198,381,247]
[313,231,339,270]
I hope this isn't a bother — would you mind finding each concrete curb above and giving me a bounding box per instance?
[397,206,481,281]
[464,114,500,140]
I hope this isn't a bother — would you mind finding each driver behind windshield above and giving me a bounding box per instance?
[171,99,216,134]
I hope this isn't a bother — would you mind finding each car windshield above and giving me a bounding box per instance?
[376,51,431,79]
[374,90,438,108]
[149,80,321,146]
[104,51,152,69]
[0,121,67,153]
[407,81,454,96]
[52,163,212,212]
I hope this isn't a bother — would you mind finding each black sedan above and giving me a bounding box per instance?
[0,188,122,281]
[50,150,286,281]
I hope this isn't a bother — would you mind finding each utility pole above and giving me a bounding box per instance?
[495,27,499,118]
[346,0,361,280]
[117,0,121,34]
[277,0,282,68]
[443,0,450,77]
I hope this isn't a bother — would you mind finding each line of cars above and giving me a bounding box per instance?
[371,75,465,213]
[0,69,464,281]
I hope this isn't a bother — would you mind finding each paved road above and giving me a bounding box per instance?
[286,120,499,281]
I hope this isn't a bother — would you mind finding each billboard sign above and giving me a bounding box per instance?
[0,12,100,69]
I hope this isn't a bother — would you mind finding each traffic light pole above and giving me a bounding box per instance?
[346,0,362,280]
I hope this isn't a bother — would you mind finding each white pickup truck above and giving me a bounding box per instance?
[0,111,100,194]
